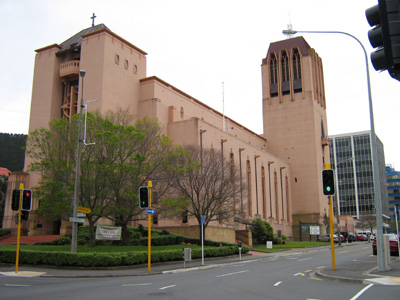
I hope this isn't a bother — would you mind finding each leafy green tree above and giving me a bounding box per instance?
[26,109,181,245]
[250,218,274,244]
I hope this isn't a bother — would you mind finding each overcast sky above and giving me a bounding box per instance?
[1,0,399,168]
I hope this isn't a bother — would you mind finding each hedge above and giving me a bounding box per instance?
[0,229,11,237]
[0,245,248,267]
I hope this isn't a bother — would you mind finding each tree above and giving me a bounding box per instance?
[26,109,181,245]
[0,175,8,227]
[250,218,273,244]
[97,111,180,245]
[0,133,27,171]
[357,213,377,234]
[162,145,242,242]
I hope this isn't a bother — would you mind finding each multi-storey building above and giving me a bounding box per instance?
[4,24,333,242]
[329,131,389,226]
[386,165,400,221]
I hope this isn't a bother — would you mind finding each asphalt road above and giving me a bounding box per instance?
[1,243,399,300]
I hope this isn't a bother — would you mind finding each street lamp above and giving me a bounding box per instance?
[282,28,385,271]
[71,70,86,253]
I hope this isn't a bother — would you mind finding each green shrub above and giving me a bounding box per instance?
[250,218,273,244]
[0,229,11,237]
[0,244,246,267]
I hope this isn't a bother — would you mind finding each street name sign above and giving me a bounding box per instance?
[146,208,156,215]
[69,217,85,223]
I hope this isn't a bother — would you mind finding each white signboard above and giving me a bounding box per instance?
[309,226,320,235]
[95,225,122,240]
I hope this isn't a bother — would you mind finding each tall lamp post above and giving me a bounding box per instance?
[71,70,86,253]
[282,29,385,271]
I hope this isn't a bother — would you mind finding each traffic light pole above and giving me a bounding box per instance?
[15,183,24,273]
[148,180,152,273]
[282,29,386,272]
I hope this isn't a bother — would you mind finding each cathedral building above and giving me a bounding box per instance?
[3,24,332,243]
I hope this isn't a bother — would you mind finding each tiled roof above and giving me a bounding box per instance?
[58,23,109,54]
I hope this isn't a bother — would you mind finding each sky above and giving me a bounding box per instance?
[1,0,399,168]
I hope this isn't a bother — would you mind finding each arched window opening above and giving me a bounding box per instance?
[293,48,302,93]
[281,51,290,95]
[270,53,278,98]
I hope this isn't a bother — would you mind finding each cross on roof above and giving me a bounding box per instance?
[91,13,96,27]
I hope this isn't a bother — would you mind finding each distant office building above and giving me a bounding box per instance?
[386,165,400,220]
[329,131,389,221]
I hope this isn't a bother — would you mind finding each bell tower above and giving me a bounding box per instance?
[261,36,331,237]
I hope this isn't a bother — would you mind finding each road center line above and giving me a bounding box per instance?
[159,285,176,290]
[122,283,152,287]
[274,281,282,286]
[298,257,312,261]
[5,284,31,287]
[349,284,373,300]
[216,270,249,278]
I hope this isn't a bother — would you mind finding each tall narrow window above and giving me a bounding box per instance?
[270,53,278,97]
[281,51,290,95]
[274,171,279,221]
[292,48,302,93]
[247,160,252,217]
[261,166,266,219]
[285,176,290,224]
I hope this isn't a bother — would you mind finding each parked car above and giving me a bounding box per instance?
[356,234,368,241]
[341,232,357,242]
[319,234,344,243]
[372,234,399,256]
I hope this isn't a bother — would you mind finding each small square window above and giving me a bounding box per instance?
[124,59,129,69]
[115,54,120,64]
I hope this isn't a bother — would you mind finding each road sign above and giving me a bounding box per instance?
[69,217,85,223]
[146,208,156,215]
[77,206,91,214]
[77,212,86,217]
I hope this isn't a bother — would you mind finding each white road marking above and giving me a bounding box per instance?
[349,284,373,300]
[298,257,312,261]
[274,281,282,286]
[337,251,348,254]
[122,283,152,287]
[159,285,176,290]
[216,270,249,278]
[5,284,31,287]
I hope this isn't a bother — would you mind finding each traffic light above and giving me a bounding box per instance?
[366,0,400,80]
[11,189,20,211]
[22,189,32,211]
[322,169,335,196]
[139,186,149,209]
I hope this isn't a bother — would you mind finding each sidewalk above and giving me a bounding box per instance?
[316,253,400,285]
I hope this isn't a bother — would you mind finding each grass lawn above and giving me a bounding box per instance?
[0,244,213,253]
[252,241,330,253]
